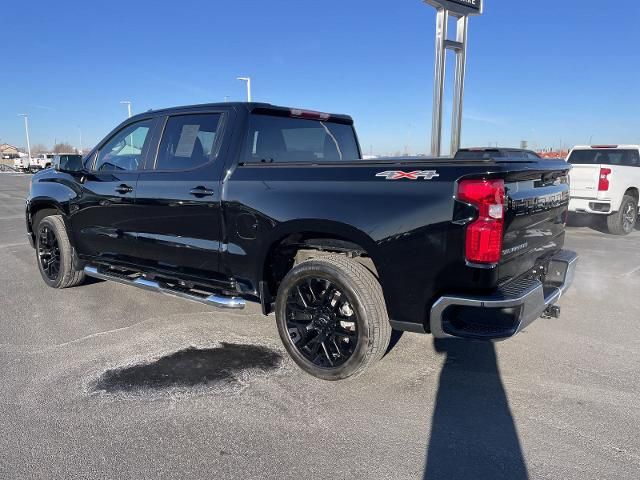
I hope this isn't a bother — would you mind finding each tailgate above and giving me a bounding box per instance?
[500,166,571,281]
[569,164,601,198]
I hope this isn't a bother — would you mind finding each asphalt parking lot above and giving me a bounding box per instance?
[1,172,638,480]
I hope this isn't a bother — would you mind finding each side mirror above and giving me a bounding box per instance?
[55,156,84,173]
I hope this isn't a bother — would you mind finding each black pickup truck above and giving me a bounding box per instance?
[26,103,577,380]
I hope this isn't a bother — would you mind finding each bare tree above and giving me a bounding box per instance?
[53,142,76,154]
[30,143,49,154]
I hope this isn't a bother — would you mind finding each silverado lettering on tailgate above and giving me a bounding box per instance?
[510,191,569,216]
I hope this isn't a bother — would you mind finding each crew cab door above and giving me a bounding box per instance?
[70,118,158,263]
[133,111,229,279]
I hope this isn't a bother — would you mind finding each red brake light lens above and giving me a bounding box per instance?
[290,109,330,121]
[598,168,611,191]
[458,179,505,264]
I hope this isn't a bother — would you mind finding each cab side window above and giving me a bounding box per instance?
[625,150,640,167]
[155,114,222,170]
[94,119,154,172]
[244,115,360,163]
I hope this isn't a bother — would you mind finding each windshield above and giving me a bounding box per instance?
[568,149,640,166]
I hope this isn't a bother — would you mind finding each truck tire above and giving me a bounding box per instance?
[275,254,391,380]
[607,195,638,235]
[34,214,85,288]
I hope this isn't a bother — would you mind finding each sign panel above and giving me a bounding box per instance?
[424,0,483,15]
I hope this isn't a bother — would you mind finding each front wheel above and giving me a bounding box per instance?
[35,214,85,288]
[275,254,391,381]
[607,195,638,235]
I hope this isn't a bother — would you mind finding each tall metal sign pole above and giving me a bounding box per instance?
[423,0,483,156]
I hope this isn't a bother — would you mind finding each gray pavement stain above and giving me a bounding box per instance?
[92,343,283,394]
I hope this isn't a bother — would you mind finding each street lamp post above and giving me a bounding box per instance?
[18,114,31,160]
[237,77,252,102]
[120,100,132,118]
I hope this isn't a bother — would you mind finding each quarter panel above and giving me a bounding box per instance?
[224,163,488,326]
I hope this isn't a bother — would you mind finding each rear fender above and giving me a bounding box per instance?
[258,219,379,285]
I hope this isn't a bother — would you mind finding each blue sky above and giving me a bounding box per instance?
[1,0,639,155]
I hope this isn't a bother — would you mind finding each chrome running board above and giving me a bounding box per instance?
[84,266,245,310]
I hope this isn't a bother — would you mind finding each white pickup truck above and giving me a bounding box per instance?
[568,145,640,235]
[14,156,31,172]
[31,153,55,171]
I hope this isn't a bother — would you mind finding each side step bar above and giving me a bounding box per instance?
[84,266,245,310]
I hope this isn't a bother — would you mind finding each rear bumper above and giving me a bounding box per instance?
[430,250,578,340]
[569,197,612,214]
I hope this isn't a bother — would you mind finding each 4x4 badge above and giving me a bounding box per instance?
[376,170,440,180]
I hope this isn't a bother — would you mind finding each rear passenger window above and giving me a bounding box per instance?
[155,114,222,170]
[244,114,360,163]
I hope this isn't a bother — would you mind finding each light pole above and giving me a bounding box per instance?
[78,127,83,153]
[18,114,31,160]
[237,77,252,102]
[120,100,132,118]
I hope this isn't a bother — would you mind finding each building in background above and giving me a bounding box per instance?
[0,143,20,159]
[537,150,569,159]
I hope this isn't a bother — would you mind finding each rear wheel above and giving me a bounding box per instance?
[275,254,391,381]
[35,214,85,288]
[607,195,638,235]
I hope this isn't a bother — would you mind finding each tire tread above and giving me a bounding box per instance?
[607,195,638,236]
[277,253,391,379]
[35,214,85,289]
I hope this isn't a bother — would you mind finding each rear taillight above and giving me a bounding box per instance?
[458,179,505,264]
[598,168,611,191]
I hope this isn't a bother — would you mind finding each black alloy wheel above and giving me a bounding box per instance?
[285,277,358,368]
[38,223,61,281]
[275,254,391,380]
[33,214,85,289]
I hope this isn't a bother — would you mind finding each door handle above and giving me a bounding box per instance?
[115,184,134,194]
[189,186,215,197]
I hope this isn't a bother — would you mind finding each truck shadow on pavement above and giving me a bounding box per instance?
[93,343,282,393]
[566,213,609,234]
[566,213,640,234]
[424,338,529,480]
